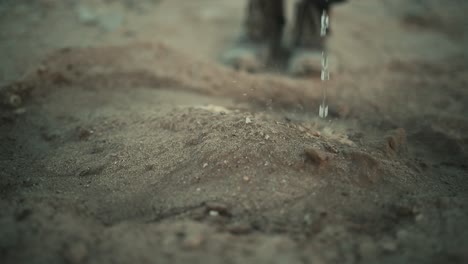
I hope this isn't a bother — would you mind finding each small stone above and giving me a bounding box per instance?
[245,117,252,124]
[203,163,208,168]
[265,134,270,140]
[196,188,201,192]
[243,176,250,182]
[323,143,339,153]
[205,202,231,217]
[209,210,219,217]
[78,127,93,141]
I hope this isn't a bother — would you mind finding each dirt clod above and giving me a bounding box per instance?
[77,127,93,141]
[348,152,381,186]
[384,128,407,156]
[304,148,331,167]
[1,1,467,263]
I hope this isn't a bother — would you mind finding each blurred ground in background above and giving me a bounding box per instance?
[1,0,467,263]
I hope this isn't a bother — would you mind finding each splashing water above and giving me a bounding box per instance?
[319,8,330,118]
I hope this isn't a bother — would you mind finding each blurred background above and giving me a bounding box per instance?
[1,1,467,264]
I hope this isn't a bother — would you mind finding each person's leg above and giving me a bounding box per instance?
[222,0,284,72]
[292,0,325,50]
[245,0,284,50]
[289,0,349,75]
[288,0,325,75]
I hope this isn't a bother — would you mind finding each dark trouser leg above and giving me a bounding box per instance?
[222,0,284,72]
[292,0,326,50]
[244,0,285,55]
[288,0,331,75]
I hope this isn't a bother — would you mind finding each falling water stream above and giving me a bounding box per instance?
[319,4,330,118]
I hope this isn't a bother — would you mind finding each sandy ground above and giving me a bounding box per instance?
[1,0,468,263]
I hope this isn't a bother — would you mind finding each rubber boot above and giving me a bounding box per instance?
[222,0,285,72]
[288,0,326,75]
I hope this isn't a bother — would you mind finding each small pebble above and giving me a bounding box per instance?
[245,117,252,124]
[209,210,219,217]
[205,202,231,217]
[203,163,208,168]
[78,127,93,141]
[243,176,250,182]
